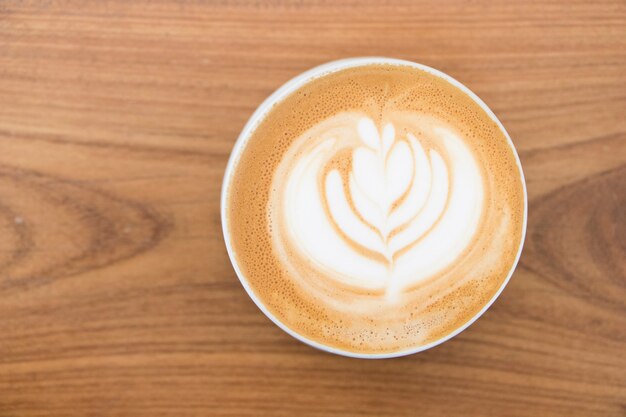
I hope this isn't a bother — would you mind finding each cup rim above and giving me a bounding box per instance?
[220,57,528,359]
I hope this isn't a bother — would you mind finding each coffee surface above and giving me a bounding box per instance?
[225,64,525,354]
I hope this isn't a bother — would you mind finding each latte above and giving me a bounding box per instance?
[223,60,526,356]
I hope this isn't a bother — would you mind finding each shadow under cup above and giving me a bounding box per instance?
[221,57,528,358]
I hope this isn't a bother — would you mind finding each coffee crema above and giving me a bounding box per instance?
[224,64,525,355]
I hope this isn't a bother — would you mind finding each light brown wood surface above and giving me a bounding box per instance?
[1,1,625,416]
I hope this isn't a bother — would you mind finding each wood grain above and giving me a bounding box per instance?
[0,1,625,416]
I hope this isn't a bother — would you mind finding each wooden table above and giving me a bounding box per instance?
[1,1,624,416]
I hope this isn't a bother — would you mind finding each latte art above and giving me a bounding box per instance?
[270,114,484,298]
[224,62,526,355]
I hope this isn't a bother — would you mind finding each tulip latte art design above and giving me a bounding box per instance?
[225,64,526,355]
[271,114,484,300]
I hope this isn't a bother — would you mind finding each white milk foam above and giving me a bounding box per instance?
[270,112,484,301]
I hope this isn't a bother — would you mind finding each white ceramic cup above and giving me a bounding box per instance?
[221,57,528,359]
